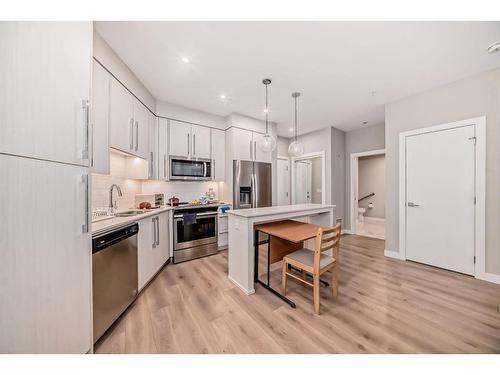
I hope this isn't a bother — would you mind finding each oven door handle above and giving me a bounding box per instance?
[173,212,217,219]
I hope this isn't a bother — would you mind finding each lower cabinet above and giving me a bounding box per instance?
[138,211,170,290]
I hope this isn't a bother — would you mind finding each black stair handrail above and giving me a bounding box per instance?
[358,192,375,202]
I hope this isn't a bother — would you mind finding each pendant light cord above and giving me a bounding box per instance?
[294,95,298,142]
[265,83,269,135]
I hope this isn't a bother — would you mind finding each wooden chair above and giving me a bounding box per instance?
[281,223,341,314]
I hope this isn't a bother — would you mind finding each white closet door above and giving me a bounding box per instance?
[0,22,92,165]
[277,159,290,205]
[405,125,475,275]
[294,161,311,204]
[0,154,91,353]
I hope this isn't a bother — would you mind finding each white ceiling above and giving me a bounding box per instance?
[95,21,500,136]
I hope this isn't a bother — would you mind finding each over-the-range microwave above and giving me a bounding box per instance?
[169,156,212,181]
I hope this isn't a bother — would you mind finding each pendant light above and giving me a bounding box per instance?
[288,92,304,157]
[256,78,277,153]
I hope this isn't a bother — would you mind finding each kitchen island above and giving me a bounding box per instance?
[228,204,335,295]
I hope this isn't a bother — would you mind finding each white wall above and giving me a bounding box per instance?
[331,127,346,225]
[156,101,226,129]
[358,154,385,218]
[385,67,500,276]
[344,123,385,229]
[93,30,155,112]
[277,136,290,157]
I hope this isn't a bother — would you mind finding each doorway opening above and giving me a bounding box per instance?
[291,152,325,204]
[350,149,385,239]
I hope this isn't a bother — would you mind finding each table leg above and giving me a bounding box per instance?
[253,229,296,308]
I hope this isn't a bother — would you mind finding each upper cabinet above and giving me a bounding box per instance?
[148,113,158,180]
[109,76,149,159]
[228,128,272,163]
[211,129,225,181]
[0,22,92,166]
[158,118,169,180]
[91,60,110,175]
[168,120,211,159]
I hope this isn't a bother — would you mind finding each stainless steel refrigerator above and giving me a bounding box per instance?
[233,160,272,209]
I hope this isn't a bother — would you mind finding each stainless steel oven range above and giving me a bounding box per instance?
[173,206,218,263]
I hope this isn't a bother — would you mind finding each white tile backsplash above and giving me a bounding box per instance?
[141,180,219,203]
[92,175,220,211]
[91,174,142,210]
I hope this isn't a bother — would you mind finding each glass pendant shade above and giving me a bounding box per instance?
[257,78,277,153]
[288,92,303,157]
[288,140,304,157]
[257,133,277,153]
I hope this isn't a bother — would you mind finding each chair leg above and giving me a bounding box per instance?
[313,274,320,314]
[281,261,288,295]
[331,266,338,298]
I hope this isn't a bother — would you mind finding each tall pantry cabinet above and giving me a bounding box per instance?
[0,22,93,353]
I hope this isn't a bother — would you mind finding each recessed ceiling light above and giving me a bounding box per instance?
[181,57,190,63]
[263,108,268,113]
[487,41,500,54]
[289,127,294,132]
[362,121,368,125]
[219,94,226,100]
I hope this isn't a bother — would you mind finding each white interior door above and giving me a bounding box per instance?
[294,160,311,204]
[405,125,475,275]
[277,158,290,205]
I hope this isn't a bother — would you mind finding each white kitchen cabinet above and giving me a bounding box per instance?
[191,124,211,159]
[168,120,211,159]
[91,60,110,175]
[109,77,134,154]
[211,128,225,181]
[148,113,158,179]
[169,120,191,157]
[228,128,271,163]
[133,98,150,160]
[0,154,91,353]
[230,128,254,161]
[0,22,92,166]
[138,211,170,291]
[109,76,149,159]
[158,118,169,180]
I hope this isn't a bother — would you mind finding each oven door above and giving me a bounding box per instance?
[169,157,212,181]
[173,212,218,250]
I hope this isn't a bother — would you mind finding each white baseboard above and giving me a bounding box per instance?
[384,249,404,260]
[228,275,255,295]
[476,272,500,285]
[342,229,354,235]
[363,217,386,223]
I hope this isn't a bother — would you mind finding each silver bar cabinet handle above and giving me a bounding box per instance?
[254,141,256,160]
[152,216,157,247]
[163,154,167,178]
[135,121,139,151]
[82,100,89,160]
[193,134,196,156]
[187,133,190,156]
[130,118,134,150]
[156,217,160,246]
[150,151,154,178]
[82,174,89,233]
[250,140,253,160]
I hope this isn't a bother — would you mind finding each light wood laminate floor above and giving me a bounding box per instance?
[95,235,500,353]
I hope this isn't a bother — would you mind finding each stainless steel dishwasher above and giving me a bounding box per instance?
[92,223,139,343]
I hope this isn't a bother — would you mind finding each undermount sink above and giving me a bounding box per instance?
[114,210,147,217]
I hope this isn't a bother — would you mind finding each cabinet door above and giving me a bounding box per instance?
[158,118,169,180]
[148,113,158,179]
[191,124,211,159]
[133,98,150,159]
[155,213,169,269]
[0,154,91,353]
[138,217,155,290]
[211,129,225,181]
[253,132,273,163]
[0,22,92,166]
[231,128,253,161]
[91,60,110,175]
[109,77,134,154]
[169,120,191,157]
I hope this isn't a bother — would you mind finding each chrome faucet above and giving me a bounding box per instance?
[109,184,123,213]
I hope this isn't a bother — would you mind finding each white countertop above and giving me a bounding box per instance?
[228,204,335,218]
[91,206,173,236]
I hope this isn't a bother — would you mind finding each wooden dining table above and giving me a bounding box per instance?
[253,219,328,308]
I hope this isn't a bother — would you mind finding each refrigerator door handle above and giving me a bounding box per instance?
[254,172,259,208]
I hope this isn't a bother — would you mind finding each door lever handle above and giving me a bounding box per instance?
[407,202,420,207]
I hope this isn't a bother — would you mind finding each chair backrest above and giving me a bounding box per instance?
[313,223,341,272]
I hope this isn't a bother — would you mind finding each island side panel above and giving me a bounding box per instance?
[309,207,335,227]
[228,214,255,294]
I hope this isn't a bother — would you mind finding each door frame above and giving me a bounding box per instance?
[398,116,486,279]
[277,156,291,205]
[349,148,386,235]
[291,151,326,204]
